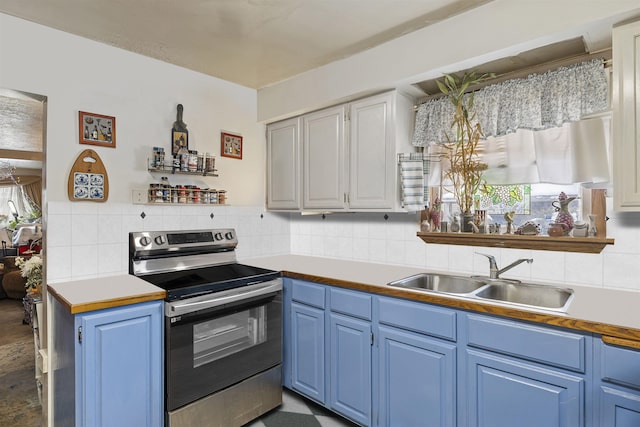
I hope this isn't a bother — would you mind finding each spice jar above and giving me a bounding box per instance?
[177,185,187,204]
[188,151,198,172]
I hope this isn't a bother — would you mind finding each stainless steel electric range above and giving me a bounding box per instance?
[129,228,283,427]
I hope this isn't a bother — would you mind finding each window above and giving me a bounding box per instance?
[438,183,581,234]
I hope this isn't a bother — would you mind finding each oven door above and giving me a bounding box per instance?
[165,279,282,411]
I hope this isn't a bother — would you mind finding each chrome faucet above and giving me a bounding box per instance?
[476,253,533,279]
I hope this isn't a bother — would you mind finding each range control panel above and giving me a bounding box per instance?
[130,228,237,252]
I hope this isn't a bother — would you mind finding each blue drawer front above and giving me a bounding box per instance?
[377,296,456,341]
[465,313,586,372]
[291,280,326,309]
[600,341,640,390]
[329,288,372,320]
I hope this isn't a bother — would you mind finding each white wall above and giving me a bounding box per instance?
[0,13,264,206]
[0,13,293,283]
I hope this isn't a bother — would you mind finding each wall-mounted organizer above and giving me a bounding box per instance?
[133,187,227,205]
[134,149,227,204]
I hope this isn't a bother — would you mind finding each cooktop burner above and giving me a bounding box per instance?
[138,263,280,301]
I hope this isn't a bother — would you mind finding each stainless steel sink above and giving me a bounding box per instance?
[474,281,574,311]
[388,273,574,312]
[388,273,487,295]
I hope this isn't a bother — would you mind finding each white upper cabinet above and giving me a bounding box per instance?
[266,117,301,210]
[302,105,347,210]
[266,90,414,212]
[613,19,640,211]
[348,91,414,210]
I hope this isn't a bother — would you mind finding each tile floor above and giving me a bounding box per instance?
[246,388,359,427]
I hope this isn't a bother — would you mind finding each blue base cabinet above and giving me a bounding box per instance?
[461,312,588,427]
[377,325,456,427]
[283,278,640,427]
[464,349,584,427]
[52,299,164,427]
[291,301,326,403]
[601,387,640,427]
[329,312,372,426]
[595,338,640,426]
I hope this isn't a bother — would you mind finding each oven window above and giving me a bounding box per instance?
[192,306,266,368]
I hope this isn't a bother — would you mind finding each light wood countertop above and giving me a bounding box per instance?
[48,274,166,314]
[244,255,640,342]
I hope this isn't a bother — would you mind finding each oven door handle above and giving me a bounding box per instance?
[168,280,282,316]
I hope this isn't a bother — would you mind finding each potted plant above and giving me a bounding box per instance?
[436,71,493,232]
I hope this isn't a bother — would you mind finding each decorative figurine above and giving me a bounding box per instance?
[515,221,541,235]
[429,197,441,231]
[552,192,576,236]
[504,211,515,234]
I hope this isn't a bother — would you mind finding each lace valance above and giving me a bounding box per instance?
[412,58,609,147]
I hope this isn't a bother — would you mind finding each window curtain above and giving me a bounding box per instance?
[20,177,42,211]
[413,58,610,186]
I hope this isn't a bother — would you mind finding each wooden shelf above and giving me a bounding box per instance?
[417,232,614,253]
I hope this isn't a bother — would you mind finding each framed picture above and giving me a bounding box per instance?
[79,111,116,148]
[221,132,243,159]
[172,129,189,156]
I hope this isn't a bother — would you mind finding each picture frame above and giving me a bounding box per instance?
[172,129,189,156]
[79,111,116,148]
[221,132,243,159]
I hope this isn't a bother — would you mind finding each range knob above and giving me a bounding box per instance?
[154,235,166,245]
[224,232,234,240]
[214,232,223,241]
[139,236,151,247]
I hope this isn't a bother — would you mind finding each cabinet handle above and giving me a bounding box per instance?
[77,326,82,344]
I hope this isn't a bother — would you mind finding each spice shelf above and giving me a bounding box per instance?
[147,160,218,177]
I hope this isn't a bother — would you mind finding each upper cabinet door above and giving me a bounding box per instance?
[348,92,395,209]
[302,105,347,210]
[613,19,640,211]
[267,118,301,210]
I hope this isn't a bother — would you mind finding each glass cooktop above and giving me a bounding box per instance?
[137,263,280,301]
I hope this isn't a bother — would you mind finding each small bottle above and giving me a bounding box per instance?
[188,150,198,172]
[178,143,189,172]
[197,153,205,173]
[157,147,165,169]
[160,176,170,202]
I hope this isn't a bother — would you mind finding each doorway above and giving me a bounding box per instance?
[0,87,46,426]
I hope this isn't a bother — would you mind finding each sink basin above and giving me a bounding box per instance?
[388,273,487,295]
[475,282,573,311]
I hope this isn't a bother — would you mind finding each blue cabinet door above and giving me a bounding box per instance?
[291,301,326,404]
[76,300,163,427]
[329,312,372,426]
[465,349,584,427]
[601,386,640,427]
[378,325,456,427]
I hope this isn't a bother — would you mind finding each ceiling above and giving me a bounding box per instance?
[0,0,493,89]
[0,89,44,178]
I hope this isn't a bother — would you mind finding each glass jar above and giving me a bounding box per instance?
[177,185,187,204]
[188,151,198,172]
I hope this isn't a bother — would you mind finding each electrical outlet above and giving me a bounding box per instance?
[132,190,146,204]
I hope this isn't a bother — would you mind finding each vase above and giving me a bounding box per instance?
[588,214,597,237]
[462,212,474,233]
[552,192,576,235]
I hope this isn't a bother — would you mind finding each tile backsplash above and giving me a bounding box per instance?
[46,201,291,283]
[46,198,640,292]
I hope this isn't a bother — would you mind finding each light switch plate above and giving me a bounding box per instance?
[132,189,146,204]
